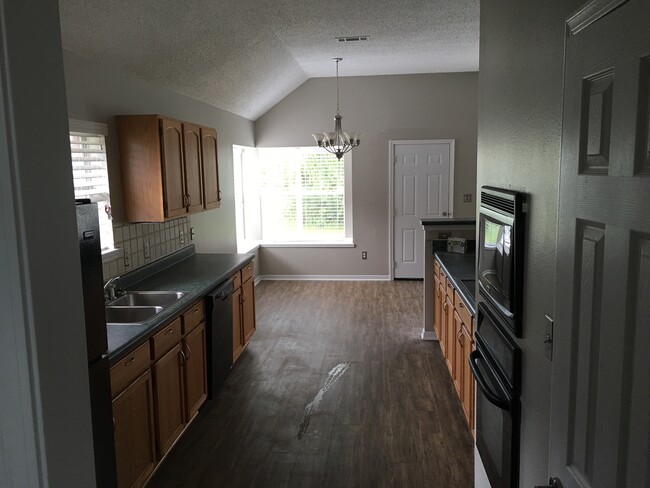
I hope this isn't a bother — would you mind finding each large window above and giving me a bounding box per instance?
[234,146,353,249]
[69,119,115,253]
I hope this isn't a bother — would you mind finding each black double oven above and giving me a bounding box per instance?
[473,186,525,488]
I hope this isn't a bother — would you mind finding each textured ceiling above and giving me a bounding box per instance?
[59,0,479,120]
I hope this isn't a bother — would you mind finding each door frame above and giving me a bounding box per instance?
[388,139,455,280]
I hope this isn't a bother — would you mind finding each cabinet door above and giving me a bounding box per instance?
[453,310,463,397]
[200,127,221,209]
[182,122,204,213]
[160,118,186,218]
[232,287,244,363]
[433,275,441,340]
[153,343,185,458]
[242,278,256,344]
[444,295,455,374]
[461,326,474,429]
[113,370,156,488]
[183,323,207,421]
[439,283,448,355]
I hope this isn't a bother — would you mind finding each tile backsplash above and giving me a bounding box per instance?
[102,217,192,281]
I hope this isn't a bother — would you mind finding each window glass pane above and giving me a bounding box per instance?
[70,130,114,251]
[258,149,345,241]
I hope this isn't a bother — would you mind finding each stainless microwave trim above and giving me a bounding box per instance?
[479,205,514,225]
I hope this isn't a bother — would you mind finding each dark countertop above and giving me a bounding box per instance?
[435,251,477,317]
[107,251,254,364]
[421,218,476,227]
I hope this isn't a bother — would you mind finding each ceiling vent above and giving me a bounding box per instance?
[335,36,370,43]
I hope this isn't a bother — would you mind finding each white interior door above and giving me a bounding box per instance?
[393,141,453,279]
[549,1,650,487]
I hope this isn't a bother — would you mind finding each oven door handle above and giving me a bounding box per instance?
[469,350,511,411]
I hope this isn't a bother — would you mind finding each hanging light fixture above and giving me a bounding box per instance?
[312,57,361,160]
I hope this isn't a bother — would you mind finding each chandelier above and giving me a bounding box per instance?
[312,57,361,160]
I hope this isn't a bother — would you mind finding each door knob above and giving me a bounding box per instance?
[442,211,448,216]
[535,477,563,488]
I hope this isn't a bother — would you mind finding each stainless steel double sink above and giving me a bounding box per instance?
[105,291,187,326]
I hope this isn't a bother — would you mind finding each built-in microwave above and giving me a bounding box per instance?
[477,186,526,337]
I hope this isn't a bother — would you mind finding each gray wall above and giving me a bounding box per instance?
[0,0,95,485]
[255,73,478,277]
[63,51,255,258]
[477,0,583,486]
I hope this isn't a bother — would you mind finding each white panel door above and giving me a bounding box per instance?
[549,2,650,488]
[393,141,452,278]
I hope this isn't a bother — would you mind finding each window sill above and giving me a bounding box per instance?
[261,240,355,248]
[101,248,123,264]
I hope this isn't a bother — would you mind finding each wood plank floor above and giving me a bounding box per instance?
[148,280,474,487]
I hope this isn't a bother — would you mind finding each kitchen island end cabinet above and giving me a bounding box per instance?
[116,114,221,222]
[433,255,475,433]
[232,260,256,363]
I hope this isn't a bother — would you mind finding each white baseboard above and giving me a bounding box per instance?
[259,274,391,282]
[254,276,263,286]
[421,329,438,341]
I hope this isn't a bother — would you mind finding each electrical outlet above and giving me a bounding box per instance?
[124,250,130,268]
[463,193,472,203]
[143,242,150,259]
[361,251,367,260]
[180,230,185,245]
[190,227,195,240]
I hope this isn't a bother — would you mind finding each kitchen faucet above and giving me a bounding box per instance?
[104,276,121,302]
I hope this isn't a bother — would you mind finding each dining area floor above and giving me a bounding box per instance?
[148,280,474,487]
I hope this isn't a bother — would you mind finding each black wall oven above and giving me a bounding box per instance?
[478,186,526,337]
[470,303,522,488]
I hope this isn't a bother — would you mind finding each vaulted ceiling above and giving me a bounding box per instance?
[58,0,479,120]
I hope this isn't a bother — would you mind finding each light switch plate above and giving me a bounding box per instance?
[463,193,472,203]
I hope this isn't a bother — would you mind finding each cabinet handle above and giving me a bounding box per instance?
[185,344,192,361]
[218,190,222,200]
[242,293,246,303]
[459,302,464,308]
[458,330,463,346]
[164,328,174,336]
[112,417,116,432]
[180,349,186,365]
[188,194,192,207]
[124,356,135,366]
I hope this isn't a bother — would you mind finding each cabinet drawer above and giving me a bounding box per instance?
[110,342,151,396]
[152,318,182,360]
[232,271,242,290]
[241,261,254,283]
[434,261,440,279]
[445,279,455,305]
[454,290,473,331]
[182,301,204,334]
[439,269,447,292]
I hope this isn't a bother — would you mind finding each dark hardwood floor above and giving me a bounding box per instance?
[148,280,474,487]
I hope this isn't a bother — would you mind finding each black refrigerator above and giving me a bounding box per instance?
[76,199,118,487]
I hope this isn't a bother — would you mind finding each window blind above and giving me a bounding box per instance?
[258,150,345,241]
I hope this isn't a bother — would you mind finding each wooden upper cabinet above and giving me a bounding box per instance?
[116,114,220,222]
[160,118,186,218]
[200,127,221,209]
[182,122,204,213]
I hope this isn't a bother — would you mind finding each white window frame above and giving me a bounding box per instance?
[233,146,354,251]
[69,119,119,262]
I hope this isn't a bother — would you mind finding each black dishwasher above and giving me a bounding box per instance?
[205,277,235,399]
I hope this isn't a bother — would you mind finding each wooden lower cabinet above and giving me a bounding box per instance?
[153,343,186,459]
[232,260,256,363]
[111,300,210,487]
[183,322,207,421]
[434,258,476,432]
[444,294,455,374]
[112,370,156,488]
[242,277,256,343]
